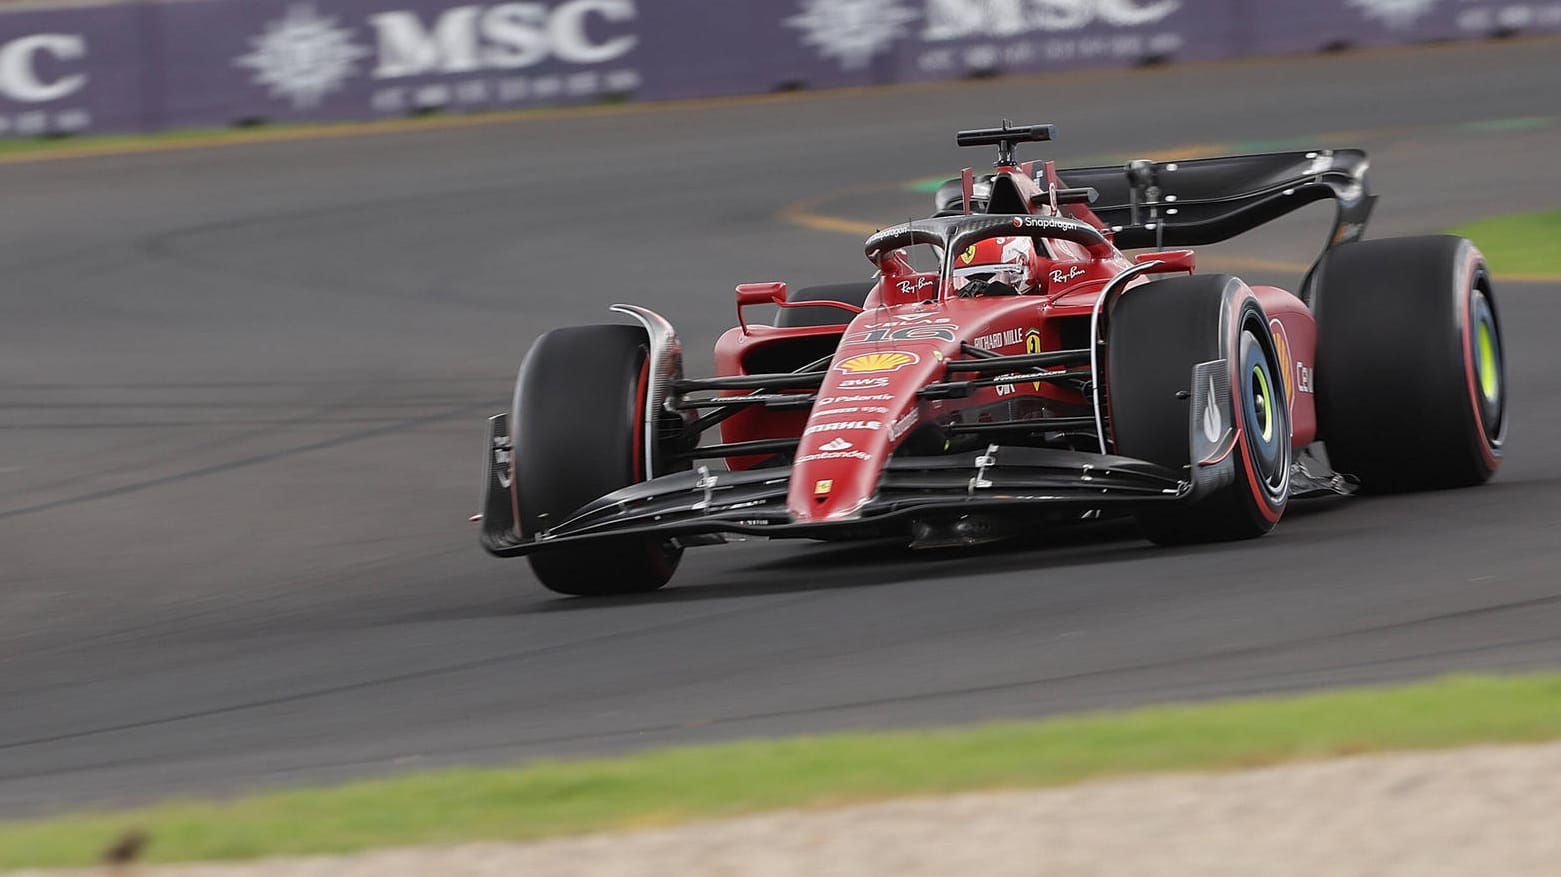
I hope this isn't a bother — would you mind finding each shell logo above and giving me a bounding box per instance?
[836,351,920,374]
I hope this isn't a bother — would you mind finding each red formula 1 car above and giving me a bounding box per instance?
[477,123,1507,595]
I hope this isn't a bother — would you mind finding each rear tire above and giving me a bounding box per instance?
[1108,274,1291,544]
[774,282,874,328]
[1313,235,1505,491]
[512,324,681,596]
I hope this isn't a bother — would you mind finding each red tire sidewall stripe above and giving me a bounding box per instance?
[1458,249,1500,470]
[1230,293,1284,524]
[632,356,650,482]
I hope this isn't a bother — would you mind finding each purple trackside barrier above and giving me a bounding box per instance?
[1249,0,1561,54]
[0,3,149,135]
[156,0,652,126]
[635,1,1250,97]
[1,0,1559,136]
[891,0,1246,81]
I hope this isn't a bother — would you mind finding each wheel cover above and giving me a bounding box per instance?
[1238,323,1289,499]
[1251,364,1276,443]
[1469,289,1505,442]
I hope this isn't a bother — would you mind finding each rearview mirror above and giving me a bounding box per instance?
[735,282,787,334]
[735,282,787,308]
[1133,249,1196,274]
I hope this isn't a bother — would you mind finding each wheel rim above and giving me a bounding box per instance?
[1239,324,1288,497]
[1251,364,1276,443]
[1469,289,1505,442]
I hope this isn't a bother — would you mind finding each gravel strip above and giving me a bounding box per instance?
[13,741,1561,876]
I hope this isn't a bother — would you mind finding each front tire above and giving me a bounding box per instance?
[511,324,681,596]
[1108,274,1291,544]
[1312,235,1505,491]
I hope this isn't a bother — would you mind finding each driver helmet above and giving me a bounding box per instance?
[952,236,1034,295]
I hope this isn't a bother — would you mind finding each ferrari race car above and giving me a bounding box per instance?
[477,122,1507,596]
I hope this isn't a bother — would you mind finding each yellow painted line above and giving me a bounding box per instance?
[776,101,1544,246]
[778,184,898,239]
[1140,143,1231,162]
[0,93,819,165]
[1198,255,1310,274]
[0,78,1010,167]
[783,213,881,237]
[778,119,1561,288]
[783,180,1313,275]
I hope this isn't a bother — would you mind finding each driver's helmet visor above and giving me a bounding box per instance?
[950,237,1031,289]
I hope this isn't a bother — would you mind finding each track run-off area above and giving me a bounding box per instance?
[2,38,1560,816]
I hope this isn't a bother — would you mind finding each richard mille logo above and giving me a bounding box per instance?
[785,0,919,70]
[236,4,370,109]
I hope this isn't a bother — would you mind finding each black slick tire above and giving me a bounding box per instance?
[774,282,874,328]
[511,324,681,596]
[1108,274,1291,544]
[1312,235,1504,491]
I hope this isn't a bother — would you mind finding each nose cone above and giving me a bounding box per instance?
[787,344,942,524]
[788,420,890,523]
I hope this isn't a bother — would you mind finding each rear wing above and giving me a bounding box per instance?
[934,148,1375,265]
[1057,149,1373,250]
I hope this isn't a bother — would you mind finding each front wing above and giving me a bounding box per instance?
[479,414,1192,558]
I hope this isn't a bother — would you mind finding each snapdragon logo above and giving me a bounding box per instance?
[923,0,1182,40]
[1345,0,1438,29]
[786,0,920,70]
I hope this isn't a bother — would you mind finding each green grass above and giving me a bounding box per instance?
[0,123,389,158]
[0,127,239,156]
[0,101,621,160]
[1449,209,1561,277]
[4,673,1561,868]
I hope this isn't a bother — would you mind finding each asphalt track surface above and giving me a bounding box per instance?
[4,39,1561,818]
